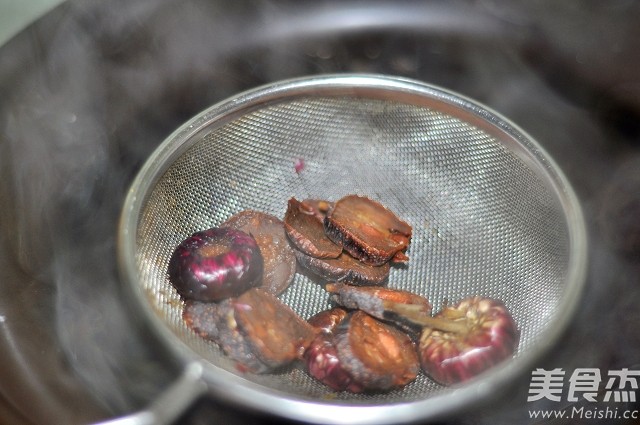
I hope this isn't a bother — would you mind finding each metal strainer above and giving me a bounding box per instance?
[117,74,587,424]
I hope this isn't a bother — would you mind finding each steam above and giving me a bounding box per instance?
[0,0,638,423]
[1,0,181,415]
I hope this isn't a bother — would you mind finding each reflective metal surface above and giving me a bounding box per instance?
[0,0,64,45]
[119,74,587,424]
[1,1,639,424]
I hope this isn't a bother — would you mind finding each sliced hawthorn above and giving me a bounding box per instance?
[404,296,519,386]
[325,282,431,336]
[183,299,224,341]
[304,308,364,392]
[183,299,274,373]
[305,334,365,393]
[284,197,342,259]
[324,195,412,266]
[307,307,349,335]
[333,311,419,391]
[293,248,390,286]
[233,288,315,370]
[183,289,315,373]
[222,210,297,295]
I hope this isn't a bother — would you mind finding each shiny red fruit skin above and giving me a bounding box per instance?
[304,335,365,393]
[168,227,263,301]
[419,296,519,386]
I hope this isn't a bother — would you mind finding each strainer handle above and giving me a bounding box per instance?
[93,362,207,425]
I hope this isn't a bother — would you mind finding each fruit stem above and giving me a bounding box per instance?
[382,301,469,334]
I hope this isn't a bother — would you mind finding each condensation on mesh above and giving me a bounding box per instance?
[135,95,569,404]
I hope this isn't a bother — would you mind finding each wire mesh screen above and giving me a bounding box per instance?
[134,92,571,405]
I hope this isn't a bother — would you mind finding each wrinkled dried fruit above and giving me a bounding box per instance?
[183,288,314,373]
[284,197,342,259]
[307,307,349,335]
[305,309,418,392]
[305,308,364,392]
[334,311,419,391]
[325,282,431,335]
[418,296,519,386]
[324,195,412,265]
[234,288,315,368]
[305,334,365,393]
[183,299,273,373]
[222,210,297,295]
[176,199,519,392]
[168,227,263,302]
[183,299,223,341]
[293,248,390,286]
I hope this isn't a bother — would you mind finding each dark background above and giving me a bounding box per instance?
[0,1,639,424]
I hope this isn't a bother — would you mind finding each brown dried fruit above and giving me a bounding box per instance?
[305,335,365,393]
[183,299,224,341]
[333,311,419,391]
[284,197,342,259]
[234,288,315,368]
[324,195,412,266]
[182,288,314,373]
[307,307,349,335]
[293,248,390,286]
[183,299,274,373]
[304,307,363,392]
[325,282,431,335]
[222,210,297,295]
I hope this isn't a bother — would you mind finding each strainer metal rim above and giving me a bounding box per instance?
[117,73,588,424]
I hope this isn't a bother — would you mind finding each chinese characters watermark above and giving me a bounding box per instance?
[527,368,640,420]
[528,367,640,403]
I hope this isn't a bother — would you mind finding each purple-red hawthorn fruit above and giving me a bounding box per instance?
[417,296,519,386]
[168,227,263,302]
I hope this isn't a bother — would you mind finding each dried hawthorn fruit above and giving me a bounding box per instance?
[301,199,334,222]
[307,307,349,335]
[325,282,431,335]
[183,299,224,341]
[233,288,315,369]
[333,311,419,391]
[222,210,297,295]
[284,197,342,259]
[305,334,365,393]
[413,296,519,386]
[324,195,412,266]
[293,248,390,286]
[184,288,314,373]
[168,227,263,302]
[183,299,272,373]
[304,308,364,392]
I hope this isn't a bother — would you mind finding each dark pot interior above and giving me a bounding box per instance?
[0,1,639,424]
